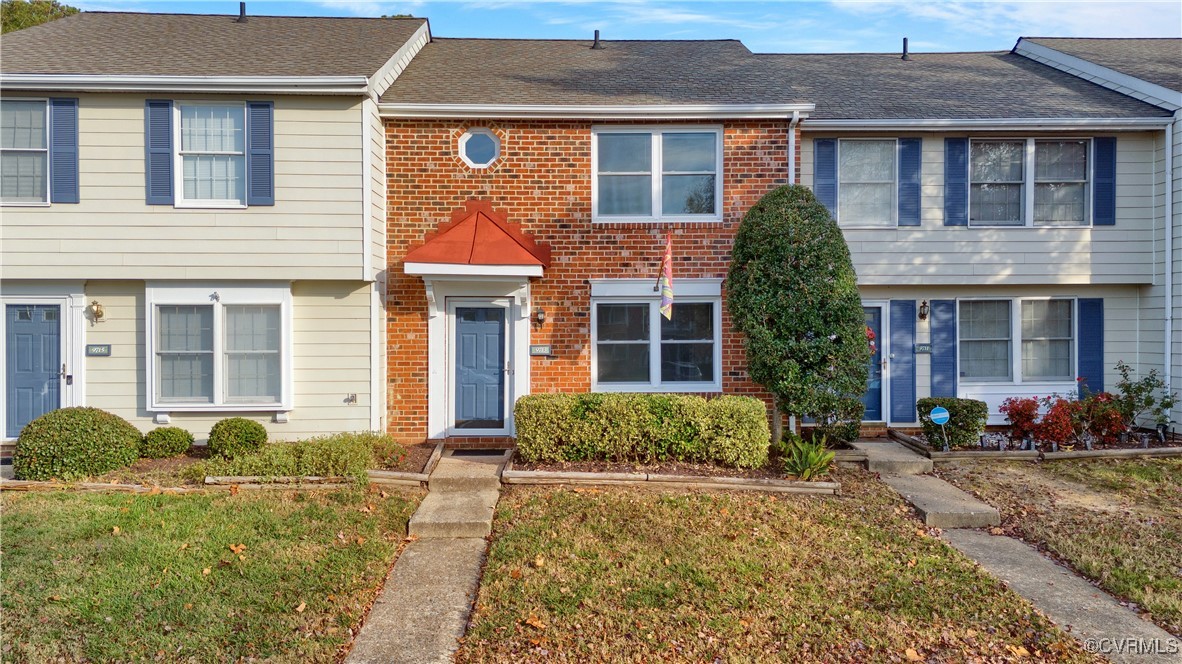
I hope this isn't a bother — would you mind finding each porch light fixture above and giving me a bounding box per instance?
[535,307,546,326]
[918,300,929,321]
[89,300,105,320]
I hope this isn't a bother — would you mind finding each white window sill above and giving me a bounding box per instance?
[173,201,249,210]
[593,215,724,224]
[593,383,723,394]
[0,201,51,207]
[150,404,289,413]
[966,223,1092,229]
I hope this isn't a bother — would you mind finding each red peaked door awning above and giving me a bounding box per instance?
[403,199,551,272]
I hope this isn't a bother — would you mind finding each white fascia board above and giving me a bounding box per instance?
[0,74,370,95]
[367,21,432,100]
[802,117,1173,131]
[1014,39,1182,111]
[404,262,544,277]
[379,103,815,120]
[590,278,722,298]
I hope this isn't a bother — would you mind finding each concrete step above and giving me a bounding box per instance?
[408,490,499,539]
[851,440,933,475]
[882,474,1000,528]
[427,453,506,493]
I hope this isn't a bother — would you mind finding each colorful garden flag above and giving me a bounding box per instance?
[659,232,674,320]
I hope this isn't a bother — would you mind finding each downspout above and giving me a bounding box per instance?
[787,110,801,185]
[1161,117,1175,395]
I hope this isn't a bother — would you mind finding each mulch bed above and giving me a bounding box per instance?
[512,454,787,480]
[914,430,1180,453]
[388,443,436,474]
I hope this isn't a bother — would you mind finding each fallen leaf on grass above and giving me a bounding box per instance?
[184,603,193,610]
[356,536,366,546]
[229,485,240,496]
[178,543,189,551]
[523,614,546,630]
[201,568,210,576]
[379,490,389,499]
[509,569,523,580]
[48,595,62,602]
[533,555,545,569]
[905,647,924,661]
[148,486,161,496]
[112,526,121,535]
[1007,645,1030,657]
[229,543,246,554]
[295,602,306,613]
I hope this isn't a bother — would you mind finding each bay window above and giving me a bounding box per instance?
[148,284,290,411]
[593,127,721,221]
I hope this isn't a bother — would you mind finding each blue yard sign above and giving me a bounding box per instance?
[929,406,951,451]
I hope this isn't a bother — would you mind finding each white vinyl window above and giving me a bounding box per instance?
[837,139,896,226]
[969,138,1090,227]
[147,284,291,411]
[176,103,246,206]
[0,99,49,204]
[958,298,1076,384]
[592,127,722,222]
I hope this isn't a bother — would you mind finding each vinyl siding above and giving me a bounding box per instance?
[82,280,374,441]
[800,132,1160,285]
[0,94,368,282]
[858,284,1145,424]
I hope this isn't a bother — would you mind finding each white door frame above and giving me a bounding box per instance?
[1,284,87,441]
[862,300,890,424]
[445,297,514,437]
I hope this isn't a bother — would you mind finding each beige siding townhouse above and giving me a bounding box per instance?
[1011,38,1182,425]
[0,11,429,443]
[768,46,1176,425]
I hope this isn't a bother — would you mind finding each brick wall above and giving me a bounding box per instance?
[385,119,796,443]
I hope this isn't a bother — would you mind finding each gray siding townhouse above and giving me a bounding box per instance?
[1011,37,1182,425]
[770,47,1175,425]
[0,11,429,444]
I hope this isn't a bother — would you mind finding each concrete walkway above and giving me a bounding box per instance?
[346,450,509,664]
[859,439,1178,661]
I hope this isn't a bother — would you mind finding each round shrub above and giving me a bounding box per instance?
[140,426,194,459]
[208,417,267,458]
[13,407,141,481]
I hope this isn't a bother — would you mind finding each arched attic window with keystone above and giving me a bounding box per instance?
[459,128,500,168]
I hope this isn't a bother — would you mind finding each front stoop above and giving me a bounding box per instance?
[851,440,934,475]
[882,474,1000,528]
[408,490,499,538]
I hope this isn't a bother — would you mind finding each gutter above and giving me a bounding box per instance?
[379,103,815,120]
[0,74,371,95]
[787,110,801,185]
[802,117,1173,131]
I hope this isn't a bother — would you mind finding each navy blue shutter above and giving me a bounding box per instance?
[48,98,79,204]
[813,139,837,216]
[897,138,921,227]
[889,300,917,422]
[1077,298,1104,394]
[246,101,274,206]
[944,138,968,226]
[144,100,173,205]
[1093,137,1116,226]
[930,300,958,398]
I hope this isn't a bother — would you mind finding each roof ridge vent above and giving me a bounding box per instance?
[236,2,247,23]
[902,36,910,60]
[592,29,603,49]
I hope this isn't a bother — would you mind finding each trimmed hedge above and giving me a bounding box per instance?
[208,417,267,459]
[916,397,988,449]
[13,407,141,481]
[140,426,194,459]
[515,393,770,469]
[186,431,400,485]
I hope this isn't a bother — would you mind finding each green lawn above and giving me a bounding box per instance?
[937,458,1182,636]
[1,487,420,662]
[457,468,1098,663]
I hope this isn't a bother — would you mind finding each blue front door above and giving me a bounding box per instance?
[861,306,883,421]
[6,304,62,438]
[455,307,505,430]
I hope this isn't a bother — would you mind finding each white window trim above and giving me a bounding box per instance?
[458,127,500,169]
[967,137,1093,228]
[591,125,724,223]
[835,138,898,229]
[956,297,1078,386]
[589,279,723,393]
[145,283,292,412]
[172,101,249,209]
[0,97,51,207]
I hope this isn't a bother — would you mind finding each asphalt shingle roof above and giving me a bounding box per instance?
[0,11,426,78]
[381,38,813,105]
[1026,37,1182,93]
[757,51,1172,119]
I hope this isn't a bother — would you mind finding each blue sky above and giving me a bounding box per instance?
[72,1,1182,53]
